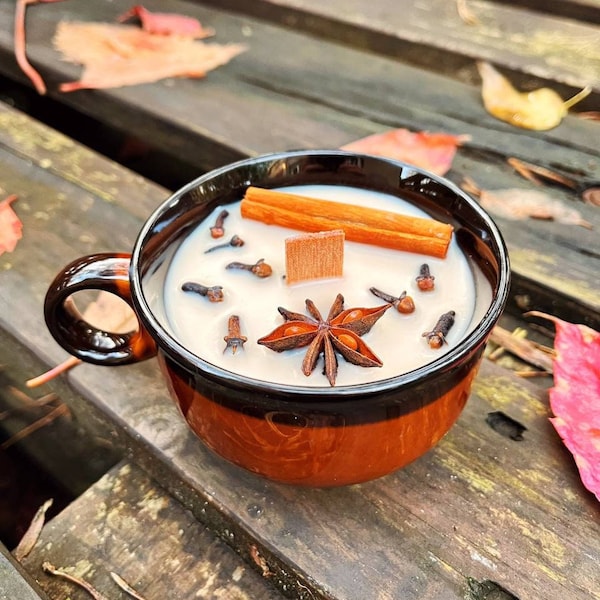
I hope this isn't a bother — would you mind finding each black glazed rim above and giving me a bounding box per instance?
[130,150,511,401]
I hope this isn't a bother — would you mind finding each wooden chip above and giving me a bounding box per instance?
[285,230,344,285]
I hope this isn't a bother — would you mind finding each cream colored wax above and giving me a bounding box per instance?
[163,185,491,387]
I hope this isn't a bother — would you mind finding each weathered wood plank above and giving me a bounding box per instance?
[197,0,600,106]
[0,3,598,326]
[20,461,284,600]
[0,331,120,503]
[0,543,49,600]
[0,102,598,600]
[0,0,598,162]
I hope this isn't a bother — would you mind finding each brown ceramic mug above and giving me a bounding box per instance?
[44,151,510,487]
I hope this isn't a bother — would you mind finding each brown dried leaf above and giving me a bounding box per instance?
[13,498,53,561]
[507,158,578,190]
[477,61,591,130]
[488,325,554,373]
[54,22,246,92]
[478,187,592,228]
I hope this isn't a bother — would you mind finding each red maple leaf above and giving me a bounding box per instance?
[341,129,470,176]
[0,194,23,255]
[529,311,600,502]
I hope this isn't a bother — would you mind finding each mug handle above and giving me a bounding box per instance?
[44,253,157,365]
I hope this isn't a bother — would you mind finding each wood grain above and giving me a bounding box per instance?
[21,462,284,600]
[0,101,598,599]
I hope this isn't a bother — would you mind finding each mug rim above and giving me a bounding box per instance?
[129,149,510,399]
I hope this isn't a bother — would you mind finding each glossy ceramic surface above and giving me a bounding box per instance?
[45,151,510,486]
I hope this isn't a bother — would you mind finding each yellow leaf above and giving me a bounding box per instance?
[477,61,590,131]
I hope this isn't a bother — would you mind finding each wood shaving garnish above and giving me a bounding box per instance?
[285,230,344,284]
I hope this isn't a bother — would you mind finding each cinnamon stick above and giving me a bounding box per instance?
[241,187,453,258]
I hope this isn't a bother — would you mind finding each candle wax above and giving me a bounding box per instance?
[162,185,491,387]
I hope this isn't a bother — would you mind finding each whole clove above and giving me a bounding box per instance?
[204,234,245,253]
[416,263,435,291]
[209,209,229,238]
[181,281,224,302]
[422,310,455,349]
[223,315,247,354]
[226,258,273,278]
[369,287,415,314]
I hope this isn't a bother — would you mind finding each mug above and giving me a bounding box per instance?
[44,151,510,487]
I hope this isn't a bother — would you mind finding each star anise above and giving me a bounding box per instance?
[257,293,390,386]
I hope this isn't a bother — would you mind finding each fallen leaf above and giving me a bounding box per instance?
[480,189,592,228]
[527,311,600,502]
[341,129,470,176]
[507,157,578,190]
[117,4,215,38]
[0,194,23,255]
[477,61,591,131]
[462,178,592,228]
[54,22,246,92]
[13,498,53,561]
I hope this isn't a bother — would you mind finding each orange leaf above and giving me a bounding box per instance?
[527,312,600,502]
[341,129,469,176]
[477,61,590,131]
[0,194,23,255]
[117,5,215,38]
[53,22,246,92]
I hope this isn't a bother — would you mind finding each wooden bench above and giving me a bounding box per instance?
[19,461,285,600]
[0,1,599,598]
[0,0,598,329]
